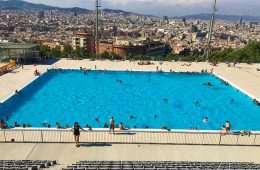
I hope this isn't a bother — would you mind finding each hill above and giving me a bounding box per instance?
[171,14,260,22]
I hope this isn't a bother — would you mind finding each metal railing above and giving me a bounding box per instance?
[0,129,259,146]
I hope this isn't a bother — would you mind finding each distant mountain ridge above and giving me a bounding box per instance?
[0,0,90,13]
[0,0,141,16]
[171,14,260,22]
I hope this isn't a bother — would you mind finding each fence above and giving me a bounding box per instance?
[0,129,260,146]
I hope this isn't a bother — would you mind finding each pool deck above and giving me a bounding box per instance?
[0,59,260,102]
[0,59,260,164]
[0,143,260,167]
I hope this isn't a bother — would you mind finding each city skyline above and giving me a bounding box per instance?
[22,0,260,17]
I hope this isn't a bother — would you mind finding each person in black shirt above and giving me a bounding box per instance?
[71,122,86,147]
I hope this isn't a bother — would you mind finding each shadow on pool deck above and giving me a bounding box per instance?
[80,143,112,147]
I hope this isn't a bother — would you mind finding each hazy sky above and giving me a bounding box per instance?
[23,0,260,17]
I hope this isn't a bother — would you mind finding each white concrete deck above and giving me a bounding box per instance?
[0,143,260,167]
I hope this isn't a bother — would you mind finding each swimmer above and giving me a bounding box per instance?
[22,123,26,128]
[194,126,199,131]
[153,115,158,118]
[133,126,137,129]
[203,82,212,86]
[104,123,108,128]
[95,117,99,122]
[162,98,168,103]
[129,115,134,119]
[47,124,51,128]
[5,116,9,120]
[145,126,149,129]
[231,99,234,103]
[203,117,208,123]
[161,125,167,130]
[42,121,47,127]
[86,124,90,128]
[195,101,200,106]
[27,123,31,128]
[56,122,61,129]
[14,122,20,127]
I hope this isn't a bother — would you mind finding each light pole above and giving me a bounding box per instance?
[95,0,101,59]
[205,0,217,61]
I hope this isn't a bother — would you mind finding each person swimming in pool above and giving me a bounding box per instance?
[129,115,134,119]
[203,117,208,123]
[153,115,158,118]
[203,82,212,86]
[195,101,200,106]
[103,123,108,128]
[95,117,99,122]
[162,98,168,103]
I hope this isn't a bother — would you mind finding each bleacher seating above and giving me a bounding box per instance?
[0,160,57,170]
[62,161,260,170]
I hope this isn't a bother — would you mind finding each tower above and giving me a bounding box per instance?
[205,0,217,61]
[239,17,243,25]
[95,0,101,59]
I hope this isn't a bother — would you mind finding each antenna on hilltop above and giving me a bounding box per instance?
[95,0,101,59]
[205,0,217,61]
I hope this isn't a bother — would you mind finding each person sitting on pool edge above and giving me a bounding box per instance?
[220,125,227,134]
[34,69,40,76]
[161,125,170,131]
[0,120,8,129]
[225,121,231,132]
[119,122,125,130]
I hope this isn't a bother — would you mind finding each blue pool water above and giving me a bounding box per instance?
[0,69,260,130]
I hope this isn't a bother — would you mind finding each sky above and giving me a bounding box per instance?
[23,0,260,17]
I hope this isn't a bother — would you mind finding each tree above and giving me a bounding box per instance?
[49,46,61,58]
[61,45,73,58]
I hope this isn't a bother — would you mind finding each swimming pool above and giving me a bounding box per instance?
[1,69,260,130]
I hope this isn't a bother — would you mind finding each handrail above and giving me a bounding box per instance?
[0,128,259,146]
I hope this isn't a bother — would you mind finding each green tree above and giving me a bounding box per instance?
[61,45,73,58]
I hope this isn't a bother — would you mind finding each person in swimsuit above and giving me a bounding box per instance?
[71,122,86,147]
[109,117,115,134]
[225,121,231,132]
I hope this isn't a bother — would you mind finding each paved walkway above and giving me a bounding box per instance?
[0,143,259,167]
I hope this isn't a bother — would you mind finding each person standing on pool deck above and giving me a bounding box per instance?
[71,122,86,147]
[109,117,115,134]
